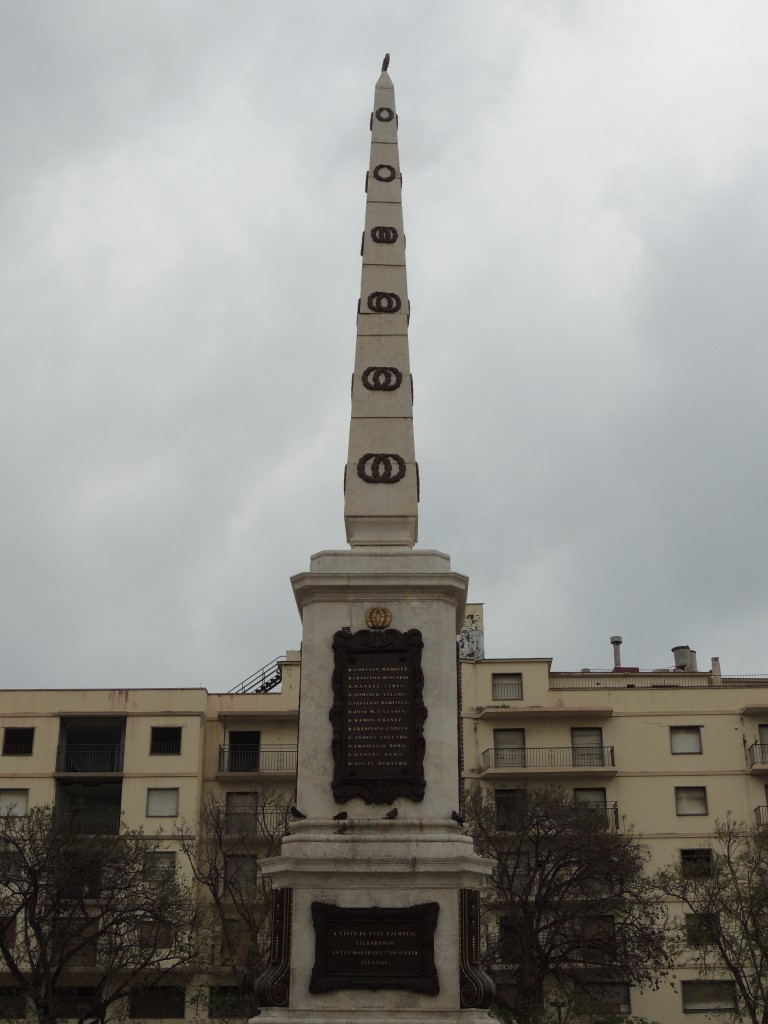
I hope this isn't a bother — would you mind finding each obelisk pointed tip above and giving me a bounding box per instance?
[381,53,390,73]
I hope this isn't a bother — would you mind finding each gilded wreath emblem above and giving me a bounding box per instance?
[365,607,392,630]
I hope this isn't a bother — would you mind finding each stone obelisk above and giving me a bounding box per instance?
[254,57,493,1024]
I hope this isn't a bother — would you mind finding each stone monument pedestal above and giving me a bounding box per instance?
[254,59,493,1022]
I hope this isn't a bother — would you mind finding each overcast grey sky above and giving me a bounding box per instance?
[2,1,767,689]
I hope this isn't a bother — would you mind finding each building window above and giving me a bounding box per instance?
[571,727,605,766]
[578,915,616,963]
[0,790,28,816]
[150,727,182,755]
[685,913,719,946]
[681,980,736,1013]
[2,728,34,757]
[493,729,526,767]
[146,788,179,818]
[225,792,258,832]
[52,987,101,1021]
[675,787,708,816]
[224,855,258,890]
[142,851,176,881]
[138,920,174,949]
[0,988,25,1019]
[492,673,523,700]
[681,848,713,877]
[129,986,186,1019]
[498,914,523,962]
[574,982,631,1015]
[226,731,261,772]
[670,726,703,754]
[495,789,526,829]
[207,987,258,1019]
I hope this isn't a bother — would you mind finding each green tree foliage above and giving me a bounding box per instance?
[464,787,670,1024]
[0,805,204,1024]
[656,815,768,1024]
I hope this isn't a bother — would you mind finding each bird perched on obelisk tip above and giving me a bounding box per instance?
[382,53,390,72]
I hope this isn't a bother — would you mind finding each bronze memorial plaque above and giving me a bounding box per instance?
[309,902,439,995]
[330,627,426,804]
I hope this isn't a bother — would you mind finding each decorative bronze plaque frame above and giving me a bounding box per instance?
[459,889,495,1009]
[330,628,426,804]
[309,902,439,995]
[254,888,292,1008]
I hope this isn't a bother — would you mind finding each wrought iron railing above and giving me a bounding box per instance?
[56,745,124,772]
[217,746,297,773]
[495,800,619,831]
[481,746,615,770]
[755,805,768,827]
[1,742,33,757]
[228,657,284,694]
[54,805,122,834]
[747,742,768,767]
[224,808,289,834]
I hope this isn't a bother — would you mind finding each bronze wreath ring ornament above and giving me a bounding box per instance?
[373,163,397,182]
[367,291,402,313]
[375,106,395,122]
[362,366,402,391]
[357,453,406,484]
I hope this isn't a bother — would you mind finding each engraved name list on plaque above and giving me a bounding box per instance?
[330,627,426,804]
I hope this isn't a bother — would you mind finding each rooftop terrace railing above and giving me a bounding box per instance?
[228,657,284,694]
[550,673,768,690]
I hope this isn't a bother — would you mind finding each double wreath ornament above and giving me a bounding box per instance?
[367,291,402,313]
[362,366,402,391]
[357,453,406,484]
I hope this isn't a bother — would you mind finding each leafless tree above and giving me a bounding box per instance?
[464,786,670,1024]
[0,805,205,1024]
[656,815,768,1024]
[175,790,290,1018]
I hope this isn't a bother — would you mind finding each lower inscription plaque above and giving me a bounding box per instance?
[309,903,439,995]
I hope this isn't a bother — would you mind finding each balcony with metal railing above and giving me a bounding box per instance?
[53,805,122,834]
[55,745,125,773]
[223,808,289,835]
[755,805,768,827]
[478,746,616,777]
[217,745,297,775]
[747,742,768,772]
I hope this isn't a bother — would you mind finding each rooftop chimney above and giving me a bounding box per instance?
[610,635,623,669]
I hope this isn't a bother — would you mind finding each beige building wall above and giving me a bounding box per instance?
[461,651,768,1023]
[2,640,767,1022]
[0,660,300,1023]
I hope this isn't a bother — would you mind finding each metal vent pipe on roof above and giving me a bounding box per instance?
[610,636,622,669]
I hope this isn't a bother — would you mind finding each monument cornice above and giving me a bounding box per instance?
[291,571,469,625]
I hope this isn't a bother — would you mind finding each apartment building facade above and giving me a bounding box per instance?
[0,655,300,1022]
[460,616,768,1023]
[2,625,768,1022]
